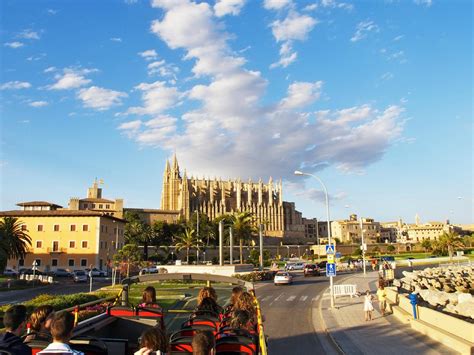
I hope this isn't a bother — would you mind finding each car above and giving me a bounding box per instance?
[139,267,158,275]
[318,260,328,269]
[274,271,293,285]
[72,270,88,282]
[52,268,72,277]
[2,267,19,277]
[19,268,43,276]
[286,262,305,271]
[303,264,320,277]
[85,268,107,277]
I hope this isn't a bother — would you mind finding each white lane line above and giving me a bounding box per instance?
[300,296,308,302]
[286,295,296,302]
[269,293,284,306]
[261,296,272,302]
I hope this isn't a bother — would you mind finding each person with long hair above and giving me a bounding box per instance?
[234,292,257,325]
[24,305,54,342]
[134,327,168,355]
[223,286,243,315]
[139,286,161,309]
[195,287,223,316]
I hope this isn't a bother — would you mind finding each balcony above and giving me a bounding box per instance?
[47,247,68,254]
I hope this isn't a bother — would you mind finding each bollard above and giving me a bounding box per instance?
[409,293,418,319]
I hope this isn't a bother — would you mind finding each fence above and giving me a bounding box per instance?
[333,284,357,298]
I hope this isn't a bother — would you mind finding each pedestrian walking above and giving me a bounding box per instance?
[376,285,387,316]
[363,290,374,321]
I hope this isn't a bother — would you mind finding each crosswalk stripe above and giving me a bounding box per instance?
[286,296,296,301]
[261,296,272,302]
[300,296,308,302]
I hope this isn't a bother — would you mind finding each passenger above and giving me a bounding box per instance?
[223,286,243,314]
[24,305,54,342]
[0,305,32,355]
[38,311,84,354]
[134,327,168,355]
[192,330,215,355]
[139,286,161,309]
[234,292,258,325]
[197,287,218,305]
[194,297,222,318]
[229,310,254,333]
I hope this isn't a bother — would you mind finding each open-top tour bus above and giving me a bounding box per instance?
[25,273,268,355]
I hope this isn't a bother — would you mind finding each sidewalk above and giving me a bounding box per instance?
[319,271,459,355]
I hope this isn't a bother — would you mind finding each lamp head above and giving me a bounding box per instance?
[294,170,304,176]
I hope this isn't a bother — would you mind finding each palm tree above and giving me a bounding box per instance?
[420,239,432,252]
[438,231,464,260]
[230,212,257,264]
[0,217,32,272]
[174,228,196,263]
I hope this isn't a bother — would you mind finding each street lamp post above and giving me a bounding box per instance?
[360,218,367,276]
[295,170,335,308]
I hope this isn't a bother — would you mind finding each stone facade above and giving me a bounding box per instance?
[331,214,382,243]
[160,155,302,237]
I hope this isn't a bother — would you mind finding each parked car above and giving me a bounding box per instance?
[274,271,293,285]
[318,261,328,269]
[72,270,88,282]
[3,267,19,277]
[19,268,43,276]
[303,264,320,277]
[52,268,72,277]
[85,268,107,277]
[286,262,305,271]
[139,267,158,275]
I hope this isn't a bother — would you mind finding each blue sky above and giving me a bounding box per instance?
[1,0,472,225]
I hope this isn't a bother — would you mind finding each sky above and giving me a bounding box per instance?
[0,0,472,225]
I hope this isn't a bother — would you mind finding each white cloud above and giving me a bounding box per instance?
[4,42,24,48]
[321,0,353,11]
[0,81,32,90]
[350,20,379,42]
[414,0,432,7]
[279,81,323,109]
[303,3,318,11]
[125,81,182,115]
[263,0,292,10]
[138,49,158,60]
[271,12,317,42]
[119,0,405,182]
[214,0,246,17]
[29,101,49,107]
[47,9,58,15]
[110,37,122,42]
[44,66,57,73]
[269,11,317,68]
[393,35,404,41]
[18,30,40,40]
[77,86,128,111]
[147,60,179,78]
[380,72,394,81]
[26,53,46,61]
[47,68,96,90]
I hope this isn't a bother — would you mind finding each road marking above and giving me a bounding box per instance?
[286,296,296,302]
[261,296,272,302]
[274,293,284,301]
[300,296,308,302]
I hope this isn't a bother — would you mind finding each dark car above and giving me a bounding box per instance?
[318,260,328,269]
[52,268,72,277]
[19,268,43,276]
[303,264,320,277]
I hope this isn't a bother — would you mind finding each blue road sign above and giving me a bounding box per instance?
[326,245,335,254]
[326,263,336,277]
[336,252,342,259]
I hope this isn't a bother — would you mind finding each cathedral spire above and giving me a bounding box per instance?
[165,159,170,174]
[172,153,179,172]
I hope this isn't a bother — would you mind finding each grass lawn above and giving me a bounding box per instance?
[394,253,432,260]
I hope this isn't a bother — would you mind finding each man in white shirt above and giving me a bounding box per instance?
[38,311,84,354]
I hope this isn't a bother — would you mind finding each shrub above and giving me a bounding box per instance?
[232,271,275,282]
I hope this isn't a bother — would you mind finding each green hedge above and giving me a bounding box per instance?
[232,271,276,282]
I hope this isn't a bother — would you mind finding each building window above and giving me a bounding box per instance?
[104,241,107,249]
[69,240,75,248]
[82,225,89,232]
[106,204,110,209]
[92,204,96,208]
[21,224,27,231]
[82,241,88,248]
[52,241,59,252]
[83,203,88,208]
[34,259,41,267]
[70,224,76,232]
[52,259,58,267]
[36,241,42,248]
[81,259,87,267]
[100,241,103,249]
[54,225,60,232]
[99,204,103,209]
[68,259,75,267]
[37,225,44,232]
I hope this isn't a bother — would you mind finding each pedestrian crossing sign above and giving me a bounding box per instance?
[325,245,335,254]
[326,263,336,276]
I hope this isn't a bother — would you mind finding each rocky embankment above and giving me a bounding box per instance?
[393,265,474,320]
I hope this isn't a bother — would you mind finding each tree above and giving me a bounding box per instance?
[421,239,432,252]
[438,231,464,260]
[0,217,32,272]
[386,245,396,253]
[229,212,257,264]
[113,243,142,278]
[174,228,197,263]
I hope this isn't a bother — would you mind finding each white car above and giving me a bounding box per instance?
[274,272,293,285]
[3,267,19,277]
[286,262,305,271]
[72,270,88,282]
[85,268,107,277]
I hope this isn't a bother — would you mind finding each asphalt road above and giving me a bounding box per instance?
[0,277,111,305]
[255,272,340,355]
